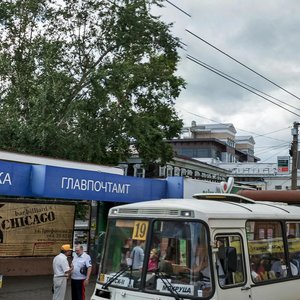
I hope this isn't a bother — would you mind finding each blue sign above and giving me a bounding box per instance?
[31,165,168,202]
[0,160,32,196]
[0,160,183,202]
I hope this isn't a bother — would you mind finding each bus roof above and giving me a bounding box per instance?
[109,193,300,222]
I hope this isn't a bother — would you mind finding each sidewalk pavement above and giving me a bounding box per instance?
[0,274,97,300]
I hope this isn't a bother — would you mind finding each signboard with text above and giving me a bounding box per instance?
[0,202,75,257]
[31,165,167,202]
[277,156,290,174]
[0,160,170,203]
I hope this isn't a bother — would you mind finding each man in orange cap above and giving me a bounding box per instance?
[53,244,73,300]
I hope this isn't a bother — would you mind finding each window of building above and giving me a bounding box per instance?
[187,170,193,177]
[174,167,180,176]
[275,185,282,190]
[180,148,193,157]
[159,166,166,177]
[166,167,173,177]
[179,148,212,158]
[135,168,144,178]
[181,169,187,176]
[227,139,235,147]
[194,171,200,177]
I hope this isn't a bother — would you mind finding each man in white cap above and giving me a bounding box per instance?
[53,244,73,300]
[71,244,92,300]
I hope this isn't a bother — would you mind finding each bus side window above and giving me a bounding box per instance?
[246,221,287,282]
[215,235,245,287]
[286,222,300,276]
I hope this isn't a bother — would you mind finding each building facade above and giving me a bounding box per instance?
[119,154,230,182]
[169,121,259,163]
[217,161,300,190]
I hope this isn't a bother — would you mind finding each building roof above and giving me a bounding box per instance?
[235,136,255,144]
[183,122,237,134]
[173,154,230,174]
[0,149,123,174]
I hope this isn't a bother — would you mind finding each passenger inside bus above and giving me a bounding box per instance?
[250,262,261,282]
[249,253,298,281]
[271,259,298,277]
[130,240,145,270]
[148,248,159,272]
[257,257,269,279]
[250,254,273,281]
[287,234,300,276]
[157,238,178,275]
[120,238,132,269]
[164,239,177,263]
[191,246,210,277]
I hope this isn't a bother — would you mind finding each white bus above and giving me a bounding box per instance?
[91,194,300,300]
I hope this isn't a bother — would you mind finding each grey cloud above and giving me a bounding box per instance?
[159,0,300,161]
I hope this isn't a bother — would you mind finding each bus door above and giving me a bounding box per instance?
[213,231,250,300]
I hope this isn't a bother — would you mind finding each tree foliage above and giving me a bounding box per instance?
[0,0,185,166]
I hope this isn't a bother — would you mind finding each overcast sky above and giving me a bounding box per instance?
[153,0,300,163]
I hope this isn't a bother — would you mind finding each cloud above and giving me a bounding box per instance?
[154,0,300,162]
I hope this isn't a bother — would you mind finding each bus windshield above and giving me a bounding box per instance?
[99,218,213,298]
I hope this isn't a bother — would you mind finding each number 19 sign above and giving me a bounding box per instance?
[132,221,149,241]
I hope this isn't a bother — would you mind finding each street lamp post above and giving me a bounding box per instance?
[291,122,300,190]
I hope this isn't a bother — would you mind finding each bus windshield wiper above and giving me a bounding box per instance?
[101,266,183,300]
[155,270,183,300]
[101,265,131,290]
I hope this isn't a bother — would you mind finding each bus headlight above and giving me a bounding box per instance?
[181,210,194,217]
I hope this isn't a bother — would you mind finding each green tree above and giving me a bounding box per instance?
[0,0,185,166]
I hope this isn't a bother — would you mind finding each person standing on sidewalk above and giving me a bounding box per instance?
[71,244,92,300]
[53,244,73,300]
